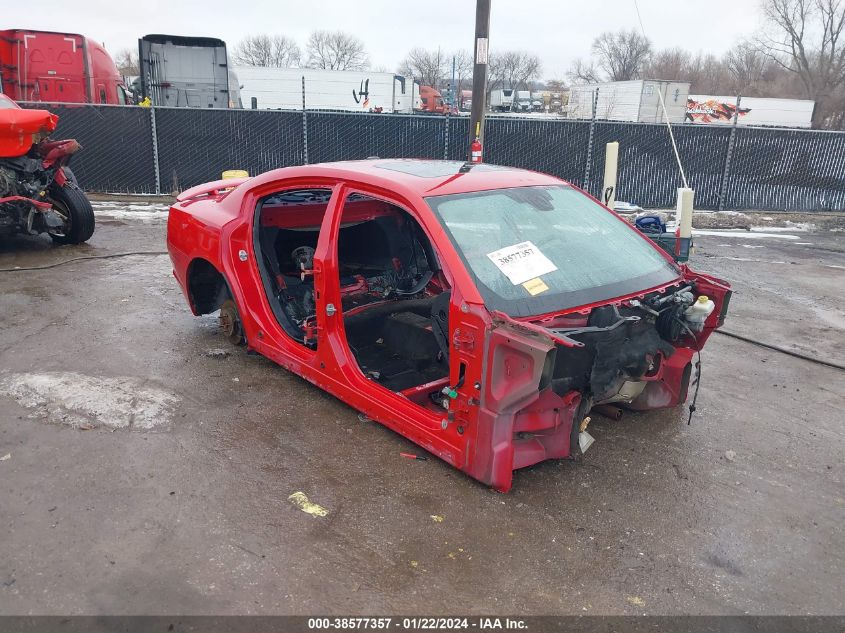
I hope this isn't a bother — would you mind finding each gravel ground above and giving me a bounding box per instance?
[0,201,842,616]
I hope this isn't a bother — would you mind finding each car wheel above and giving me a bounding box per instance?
[48,184,95,244]
[219,298,245,346]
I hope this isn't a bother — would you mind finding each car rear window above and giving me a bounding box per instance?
[0,95,19,109]
[426,185,680,317]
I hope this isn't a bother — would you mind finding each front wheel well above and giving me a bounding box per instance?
[187,258,230,315]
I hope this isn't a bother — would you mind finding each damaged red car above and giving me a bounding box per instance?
[167,160,731,491]
[0,94,94,243]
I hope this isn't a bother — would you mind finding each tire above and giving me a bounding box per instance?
[48,184,95,245]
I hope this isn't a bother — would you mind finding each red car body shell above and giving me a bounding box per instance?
[167,161,730,491]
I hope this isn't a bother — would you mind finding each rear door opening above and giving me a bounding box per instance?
[253,187,334,347]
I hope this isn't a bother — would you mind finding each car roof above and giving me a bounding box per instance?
[258,159,566,198]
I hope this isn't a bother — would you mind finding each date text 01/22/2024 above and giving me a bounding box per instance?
[306,617,528,630]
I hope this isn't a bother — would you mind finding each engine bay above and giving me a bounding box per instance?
[533,281,725,409]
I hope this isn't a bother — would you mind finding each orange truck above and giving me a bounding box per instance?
[418,85,448,114]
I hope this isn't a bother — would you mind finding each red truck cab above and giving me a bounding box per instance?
[418,85,447,114]
[0,29,128,105]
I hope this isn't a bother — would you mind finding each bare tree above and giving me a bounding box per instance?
[233,34,300,67]
[645,46,765,94]
[686,52,732,94]
[398,47,448,87]
[591,30,652,81]
[114,48,139,77]
[724,42,770,93]
[567,58,600,84]
[758,0,845,126]
[305,30,368,71]
[451,49,474,94]
[486,54,503,91]
[546,78,567,92]
[645,47,693,80]
[493,51,542,90]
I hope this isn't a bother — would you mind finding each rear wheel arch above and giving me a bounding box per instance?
[186,258,232,315]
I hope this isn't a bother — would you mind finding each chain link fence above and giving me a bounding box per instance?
[20,102,157,194]
[20,101,845,211]
[723,127,845,211]
[584,122,733,209]
[154,107,304,192]
[484,117,591,186]
[305,111,446,164]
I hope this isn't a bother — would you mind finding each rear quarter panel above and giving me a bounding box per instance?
[167,196,242,313]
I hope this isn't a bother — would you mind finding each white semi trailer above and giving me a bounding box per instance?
[235,67,419,113]
[567,80,690,123]
[686,95,815,128]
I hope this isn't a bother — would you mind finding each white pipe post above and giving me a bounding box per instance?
[677,188,694,240]
[602,141,619,208]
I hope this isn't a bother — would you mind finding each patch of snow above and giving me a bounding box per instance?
[90,201,170,224]
[614,201,644,213]
[719,257,788,264]
[750,224,814,233]
[95,209,169,223]
[693,229,800,240]
[0,371,179,430]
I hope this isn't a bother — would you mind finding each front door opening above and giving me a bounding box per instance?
[336,193,451,403]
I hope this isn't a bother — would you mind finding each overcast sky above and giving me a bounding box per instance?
[10,0,763,79]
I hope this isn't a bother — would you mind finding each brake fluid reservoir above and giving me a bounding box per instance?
[685,295,715,332]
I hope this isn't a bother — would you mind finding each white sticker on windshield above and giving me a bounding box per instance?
[486,241,558,286]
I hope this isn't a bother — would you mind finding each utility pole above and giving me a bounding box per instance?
[467,0,491,161]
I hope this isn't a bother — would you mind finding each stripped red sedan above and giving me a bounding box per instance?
[167,160,731,491]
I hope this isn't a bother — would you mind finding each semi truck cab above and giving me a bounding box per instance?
[0,29,128,105]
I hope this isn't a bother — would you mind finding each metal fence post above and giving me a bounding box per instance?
[582,88,599,191]
[718,95,741,211]
[444,113,450,160]
[301,76,309,165]
[149,105,162,195]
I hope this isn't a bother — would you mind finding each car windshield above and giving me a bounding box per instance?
[426,185,680,317]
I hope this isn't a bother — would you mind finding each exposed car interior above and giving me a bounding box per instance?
[254,189,452,404]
